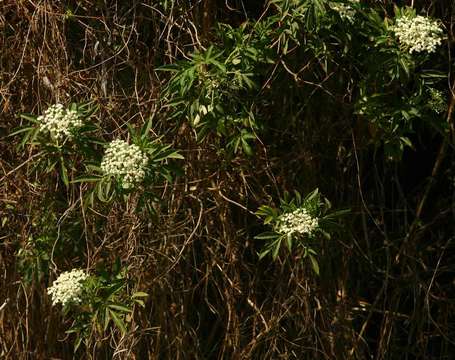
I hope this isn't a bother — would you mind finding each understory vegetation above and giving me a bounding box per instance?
[0,0,454,359]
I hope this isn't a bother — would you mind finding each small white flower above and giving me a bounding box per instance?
[100,139,149,189]
[47,269,88,307]
[329,0,359,21]
[428,88,446,114]
[276,208,319,237]
[38,104,82,141]
[392,15,443,54]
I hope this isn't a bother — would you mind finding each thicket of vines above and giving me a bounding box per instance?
[1,0,454,359]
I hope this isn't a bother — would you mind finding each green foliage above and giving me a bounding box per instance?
[13,104,183,214]
[16,205,86,284]
[17,235,51,283]
[78,119,183,213]
[351,6,447,159]
[12,102,100,187]
[255,189,348,274]
[64,263,148,352]
[160,21,277,155]
[160,1,450,162]
[2,0,453,358]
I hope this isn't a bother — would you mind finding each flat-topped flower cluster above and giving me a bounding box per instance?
[38,104,82,141]
[393,15,443,54]
[276,208,319,237]
[47,269,88,307]
[428,88,446,114]
[329,0,359,21]
[100,139,149,189]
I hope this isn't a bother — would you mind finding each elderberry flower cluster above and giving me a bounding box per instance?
[47,269,88,307]
[100,139,149,189]
[276,208,319,237]
[329,0,359,22]
[38,104,82,141]
[428,88,446,114]
[392,15,443,54]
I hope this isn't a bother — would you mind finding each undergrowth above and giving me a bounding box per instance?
[1,0,454,359]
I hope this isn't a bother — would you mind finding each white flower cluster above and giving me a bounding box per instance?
[329,0,359,21]
[392,15,443,54]
[47,269,88,307]
[38,104,82,141]
[428,88,446,114]
[276,208,319,237]
[100,139,149,189]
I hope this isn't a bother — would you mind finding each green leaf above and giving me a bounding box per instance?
[165,151,184,160]
[60,160,69,188]
[104,307,111,330]
[19,113,39,123]
[256,205,277,218]
[141,116,154,139]
[132,291,149,298]
[258,249,271,260]
[254,232,279,240]
[323,209,350,219]
[97,179,114,203]
[151,148,184,162]
[309,254,319,275]
[74,335,83,353]
[272,239,281,260]
[108,304,132,313]
[400,136,413,149]
[294,191,302,205]
[286,234,292,251]
[109,309,127,334]
[72,175,101,183]
[305,188,319,202]
[398,57,410,77]
[156,64,180,72]
[135,299,145,307]
[8,126,34,137]
[241,138,253,156]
